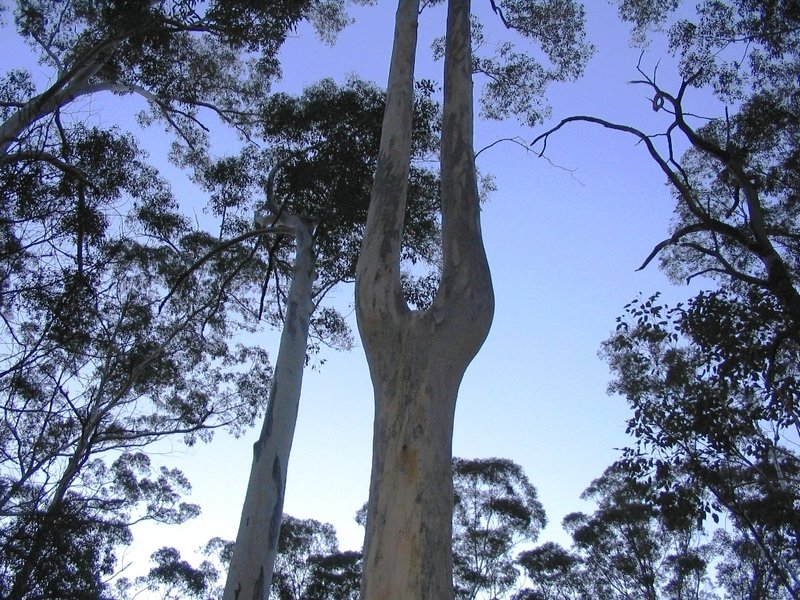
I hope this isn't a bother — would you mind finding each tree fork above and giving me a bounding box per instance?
[355,0,494,597]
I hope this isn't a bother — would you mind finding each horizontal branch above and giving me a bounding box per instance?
[0,151,95,188]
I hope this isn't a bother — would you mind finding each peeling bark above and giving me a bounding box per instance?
[355,0,494,597]
[223,216,316,600]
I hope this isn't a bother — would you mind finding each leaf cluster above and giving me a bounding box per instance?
[259,76,441,281]
[196,75,443,341]
[452,457,547,600]
[0,63,280,600]
[517,465,717,600]
[432,0,594,126]
[602,291,800,597]
[270,515,361,600]
[615,0,800,102]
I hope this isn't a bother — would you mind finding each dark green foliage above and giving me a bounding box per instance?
[517,467,716,600]
[714,529,791,600]
[116,536,234,599]
[615,0,800,95]
[564,466,714,599]
[270,515,361,600]
[0,2,357,595]
[603,292,800,597]
[305,550,362,600]
[1,1,392,595]
[514,542,583,600]
[530,3,800,596]
[1,0,372,195]
[259,76,441,284]
[498,0,594,81]
[452,457,546,600]
[1,497,130,600]
[139,547,209,597]
[198,75,442,329]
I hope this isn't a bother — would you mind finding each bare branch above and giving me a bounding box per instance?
[489,0,510,28]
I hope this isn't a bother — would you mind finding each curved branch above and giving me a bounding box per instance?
[475,136,533,159]
[157,225,293,312]
[489,0,510,28]
[533,116,774,273]
[0,151,95,188]
[533,115,697,204]
[637,221,761,272]
[0,28,140,156]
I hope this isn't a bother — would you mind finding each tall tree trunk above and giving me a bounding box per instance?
[223,216,316,600]
[355,0,494,597]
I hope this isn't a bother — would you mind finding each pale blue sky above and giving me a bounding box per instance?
[161,0,714,558]
[2,0,718,575]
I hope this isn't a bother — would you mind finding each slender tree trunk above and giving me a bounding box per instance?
[355,0,494,597]
[223,217,316,600]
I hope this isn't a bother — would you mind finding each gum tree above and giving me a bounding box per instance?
[0,2,370,597]
[355,1,494,596]
[219,78,441,600]
[452,457,546,600]
[0,0,363,161]
[355,0,591,596]
[532,2,800,596]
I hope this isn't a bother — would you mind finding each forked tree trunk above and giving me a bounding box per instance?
[223,216,316,600]
[355,0,494,597]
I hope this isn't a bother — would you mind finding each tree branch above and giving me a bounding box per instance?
[157,225,293,313]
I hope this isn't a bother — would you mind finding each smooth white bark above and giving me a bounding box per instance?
[356,0,493,597]
[0,41,115,157]
[223,216,316,600]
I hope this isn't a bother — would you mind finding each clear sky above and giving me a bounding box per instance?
[148,0,716,560]
[2,0,718,577]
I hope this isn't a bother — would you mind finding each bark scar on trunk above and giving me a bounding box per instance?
[269,456,283,550]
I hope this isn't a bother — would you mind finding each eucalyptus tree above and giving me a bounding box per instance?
[531,2,800,597]
[270,515,361,600]
[0,123,278,600]
[0,1,377,597]
[603,292,800,598]
[514,542,585,600]
[562,466,716,600]
[0,0,365,161]
[113,536,233,599]
[714,528,792,600]
[516,467,716,600]
[354,0,590,596]
[355,2,493,596]
[270,516,340,600]
[219,77,441,600]
[452,458,546,600]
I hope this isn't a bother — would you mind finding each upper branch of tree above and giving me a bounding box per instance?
[0,151,94,188]
[637,220,761,274]
[157,225,293,313]
[489,0,510,28]
[532,109,794,303]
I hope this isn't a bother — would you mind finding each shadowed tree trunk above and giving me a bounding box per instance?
[355,0,494,597]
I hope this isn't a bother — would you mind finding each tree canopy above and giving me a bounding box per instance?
[3,0,799,598]
[0,1,385,598]
[527,1,800,597]
[452,457,546,600]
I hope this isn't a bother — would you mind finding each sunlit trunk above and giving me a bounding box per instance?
[355,0,493,597]
[223,217,316,600]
